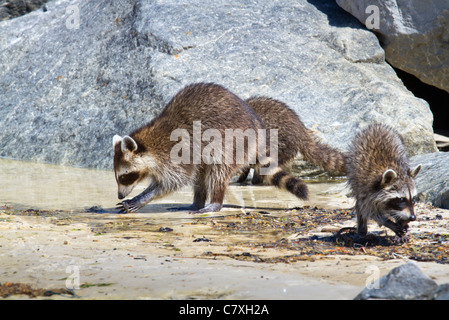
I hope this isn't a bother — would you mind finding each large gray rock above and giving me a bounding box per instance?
[435,284,449,300]
[410,152,449,209]
[0,0,437,170]
[337,0,449,93]
[355,262,439,300]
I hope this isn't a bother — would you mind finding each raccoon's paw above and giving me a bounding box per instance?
[391,225,410,244]
[116,199,141,213]
[189,203,222,214]
[393,234,410,244]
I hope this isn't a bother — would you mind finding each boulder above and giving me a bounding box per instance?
[336,0,449,94]
[434,284,449,300]
[0,0,437,170]
[355,262,439,300]
[410,152,449,209]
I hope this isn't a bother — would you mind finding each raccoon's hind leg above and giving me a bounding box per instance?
[237,167,251,183]
[251,166,263,185]
[236,166,263,185]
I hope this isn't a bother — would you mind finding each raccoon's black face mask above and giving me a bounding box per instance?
[113,135,143,199]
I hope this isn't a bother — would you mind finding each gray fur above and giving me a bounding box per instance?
[346,123,421,242]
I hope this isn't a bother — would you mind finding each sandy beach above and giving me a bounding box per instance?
[0,159,448,299]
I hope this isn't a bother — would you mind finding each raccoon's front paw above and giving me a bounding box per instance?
[393,234,410,244]
[116,199,141,213]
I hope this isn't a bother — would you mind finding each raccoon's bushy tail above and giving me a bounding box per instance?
[299,130,347,175]
[258,158,309,200]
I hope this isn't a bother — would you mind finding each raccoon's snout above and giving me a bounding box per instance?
[117,185,134,200]
[399,212,415,227]
[405,207,416,222]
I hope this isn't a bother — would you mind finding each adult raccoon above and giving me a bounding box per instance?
[113,83,309,214]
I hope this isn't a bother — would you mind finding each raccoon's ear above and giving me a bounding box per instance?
[381,169,398,187]
[113,135,122,148]
[121,135,138,153]
[409,164,421,178]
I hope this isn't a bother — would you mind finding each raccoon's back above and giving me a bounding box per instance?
[131,83,264,159]
[162,83,262,131]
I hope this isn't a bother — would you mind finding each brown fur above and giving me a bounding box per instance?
[346,123,421,242]
[238,97,347,183]
[113,83,309,214]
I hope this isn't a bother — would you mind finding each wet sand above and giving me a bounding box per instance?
[0,159,448,299]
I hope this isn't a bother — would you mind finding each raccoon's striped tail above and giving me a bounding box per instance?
[258,158,309,200]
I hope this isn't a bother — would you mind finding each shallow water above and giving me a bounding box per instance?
[0,158,352,213]
[2,159,449,300]
[0,158,365,300]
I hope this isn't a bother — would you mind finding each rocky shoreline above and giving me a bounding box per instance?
[0,0,437,169]
[0,0,448,301]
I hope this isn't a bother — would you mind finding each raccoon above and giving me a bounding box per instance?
[238,97,347,184]
[113,83,309,214]
[346,123,421,242]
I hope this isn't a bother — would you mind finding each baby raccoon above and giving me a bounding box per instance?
[346,123,421,242]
